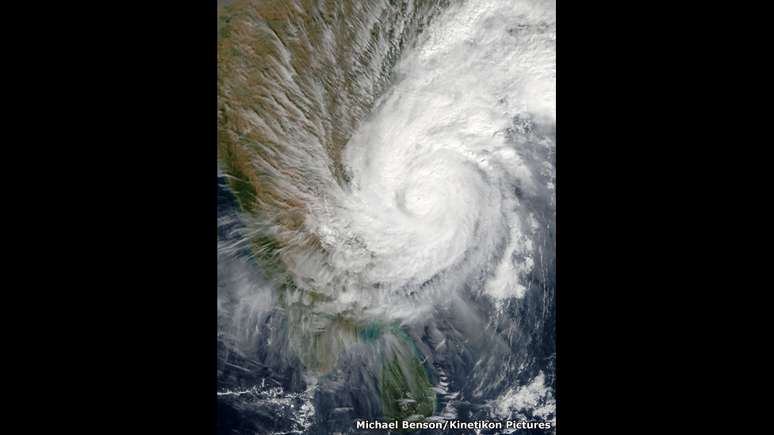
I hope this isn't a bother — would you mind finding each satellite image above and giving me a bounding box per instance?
[217,0,555,433]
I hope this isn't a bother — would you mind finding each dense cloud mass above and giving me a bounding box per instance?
[217,0,555,433]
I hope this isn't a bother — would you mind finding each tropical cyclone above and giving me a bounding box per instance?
[217,0,556,431]
[297,0,556,320]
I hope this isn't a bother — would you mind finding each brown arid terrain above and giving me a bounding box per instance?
[218,0,445,237]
